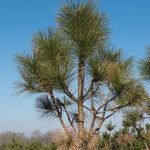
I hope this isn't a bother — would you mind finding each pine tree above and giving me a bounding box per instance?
[15,0,149,148]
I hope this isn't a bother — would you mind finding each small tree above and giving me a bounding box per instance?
[15,0,149,148]
[105,121,115,149]
[106,121,115,132]
[123,109,150,149]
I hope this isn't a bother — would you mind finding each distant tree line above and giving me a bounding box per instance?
[0,130,57,150]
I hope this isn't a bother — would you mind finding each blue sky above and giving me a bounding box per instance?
[0,0,150,136]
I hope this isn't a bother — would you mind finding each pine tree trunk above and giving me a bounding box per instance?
[59,117,69,136]
[78,59,84,136]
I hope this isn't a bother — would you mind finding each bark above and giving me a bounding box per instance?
[89,115,96,132]
[63,105,76,132]
[58,115,69,136]
[78,59,85,136]
[94,103,108,133]
[49,91,69,135]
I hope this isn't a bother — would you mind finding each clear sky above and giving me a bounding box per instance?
[0,0,150,136]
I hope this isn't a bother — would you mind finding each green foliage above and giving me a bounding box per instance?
[58,0,109,60]
[7,134,23,150]
[0,131,57,150]
[139,47,150,80]
[88,46,148,108]
[106,121,115,132]
[96,126,147,150]
[88,47,134,94]
[15,28,73,94]
[35,94,58,119]
[117,82,149,107]
[0,139,57,150]
[123,109,143,127]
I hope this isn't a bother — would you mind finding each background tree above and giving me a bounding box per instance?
[139,46,150,129]
[123,109,150,149]
[105,121,115,149]
[140,47,150,80]
[15,0,150,148]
